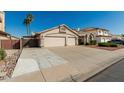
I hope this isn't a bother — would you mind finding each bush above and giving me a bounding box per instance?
[90,40,97,45]
[98,42,109,47]
[0,48,7,60]
[98,42,117,47]
[110,43,118,47]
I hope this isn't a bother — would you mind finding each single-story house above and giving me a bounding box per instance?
[34,24,79,47]
[23,24,113,48]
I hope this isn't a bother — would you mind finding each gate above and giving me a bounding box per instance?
[22,38,39,48]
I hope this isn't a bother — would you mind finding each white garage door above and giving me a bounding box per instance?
[44,37,65,47]
[67,37,76,46]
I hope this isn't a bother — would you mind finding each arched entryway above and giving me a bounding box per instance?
[89,33,95,41]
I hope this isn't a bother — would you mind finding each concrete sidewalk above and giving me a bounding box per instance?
[5,46,124,82]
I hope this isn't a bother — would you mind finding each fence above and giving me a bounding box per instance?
[0,40,20,49]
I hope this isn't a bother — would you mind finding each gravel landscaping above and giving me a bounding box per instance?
[0,49,21,80]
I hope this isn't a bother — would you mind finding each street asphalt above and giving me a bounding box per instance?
[86,58,124,82]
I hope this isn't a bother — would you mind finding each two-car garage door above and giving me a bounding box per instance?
[44,37,65,47]
[44,36,76,47]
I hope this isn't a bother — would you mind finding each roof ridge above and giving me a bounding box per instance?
[35,24,79,36]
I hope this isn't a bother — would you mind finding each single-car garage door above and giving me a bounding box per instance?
[67,37,76,46]
[44,36,66,47]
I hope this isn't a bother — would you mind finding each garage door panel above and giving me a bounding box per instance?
[67,37,76,46]
[44,37,65,47]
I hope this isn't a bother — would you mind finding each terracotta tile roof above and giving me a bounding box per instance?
[79,27,109,33]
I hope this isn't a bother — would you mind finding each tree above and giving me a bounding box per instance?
[23,18,30,35]
[23,13,34,35]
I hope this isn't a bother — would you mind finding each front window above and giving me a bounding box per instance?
[59,26,66,33]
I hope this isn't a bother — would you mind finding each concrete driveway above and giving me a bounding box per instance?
[10,48,78,82]
[48,46,124,81]
[5,46,124,82]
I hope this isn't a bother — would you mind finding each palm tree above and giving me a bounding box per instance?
[23,13,34,35]
[27,14,34,35]
[23,18,30,35]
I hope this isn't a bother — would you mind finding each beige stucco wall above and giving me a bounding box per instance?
[0,11,5,32]
[96,37,111,43]
[39,26,78,47]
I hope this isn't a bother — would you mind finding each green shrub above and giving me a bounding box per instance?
[0,48,7,60]
[110,43,118,47]
[90,40,97,45]
[98,42,117,47]
[98,42,109,47]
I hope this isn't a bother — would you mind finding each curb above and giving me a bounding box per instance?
[83,57,124,82]
[71,56,124,82]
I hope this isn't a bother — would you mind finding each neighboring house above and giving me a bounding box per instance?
[0,11,20,49]
[0,11,4,32]
[0,11,9,40]
[78,27,112,44]
[0,11,19,40]
[34,24,79,47]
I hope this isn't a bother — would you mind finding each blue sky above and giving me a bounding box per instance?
[5,11,124,37]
